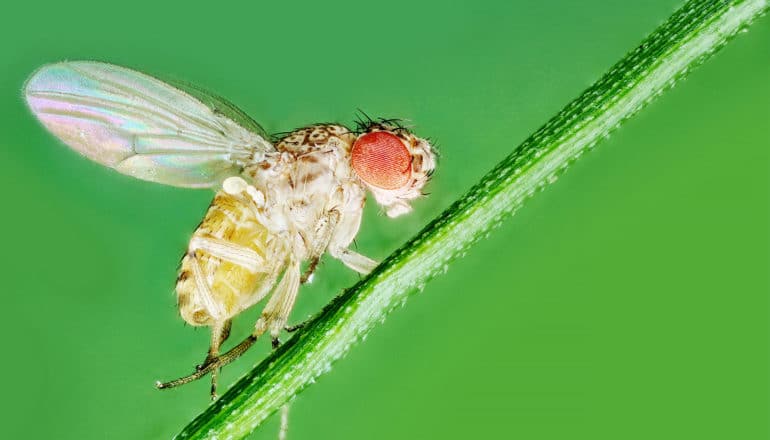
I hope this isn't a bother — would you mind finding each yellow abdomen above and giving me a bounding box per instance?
[176,190,281,326]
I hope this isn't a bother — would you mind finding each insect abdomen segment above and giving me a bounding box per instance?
[176,190,283,326]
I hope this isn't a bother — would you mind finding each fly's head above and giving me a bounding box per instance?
[350,119,436,217]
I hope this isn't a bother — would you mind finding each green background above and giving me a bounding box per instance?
[0,1,767,439]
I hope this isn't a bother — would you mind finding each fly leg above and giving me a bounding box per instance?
[255,260,302,348]
[203,319,231,400]
[287,253,375,333]
[181,235,268,323]
[300,210,341,284]
[160,258,303,388]
[282,210,343,334]
[289,210,378,334]
[189,235,265,273]
[329,247,378,275]
[186,234,267,398]
[156,333,258,391]
[157,207,357,391]
[158,233,269,392]
[155,262,284,393]
[284,322,306,333]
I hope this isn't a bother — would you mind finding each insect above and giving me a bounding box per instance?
[24,61,436,398]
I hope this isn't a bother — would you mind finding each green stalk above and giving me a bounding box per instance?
[176,1,768,438]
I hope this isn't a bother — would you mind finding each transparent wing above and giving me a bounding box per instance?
[24,61,275,188]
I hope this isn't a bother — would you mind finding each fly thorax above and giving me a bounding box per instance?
[275,124,355,156]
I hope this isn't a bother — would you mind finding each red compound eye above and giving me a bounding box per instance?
[351,131,412,190]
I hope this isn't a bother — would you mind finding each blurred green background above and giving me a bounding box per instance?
[0,1,767,439]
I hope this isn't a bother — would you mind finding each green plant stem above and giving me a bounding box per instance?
[176,1,768,438]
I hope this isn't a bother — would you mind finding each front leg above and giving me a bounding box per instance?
[300,210,341,283]
[300,210,379,280]
[329,247,378,275]
[284,247,377,336]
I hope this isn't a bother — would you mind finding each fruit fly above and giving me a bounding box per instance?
[24,61,436,398]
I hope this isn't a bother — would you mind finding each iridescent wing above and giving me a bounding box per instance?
[24,61,274,188]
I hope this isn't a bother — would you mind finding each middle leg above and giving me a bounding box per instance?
[255,260,302,347]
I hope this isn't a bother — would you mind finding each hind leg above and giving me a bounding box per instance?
[156,264,298,392]
[205,319,232,399]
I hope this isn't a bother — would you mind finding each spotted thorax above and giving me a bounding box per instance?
[24,61,436,398]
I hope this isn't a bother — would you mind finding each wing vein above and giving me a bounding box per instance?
[69,63,231,136]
